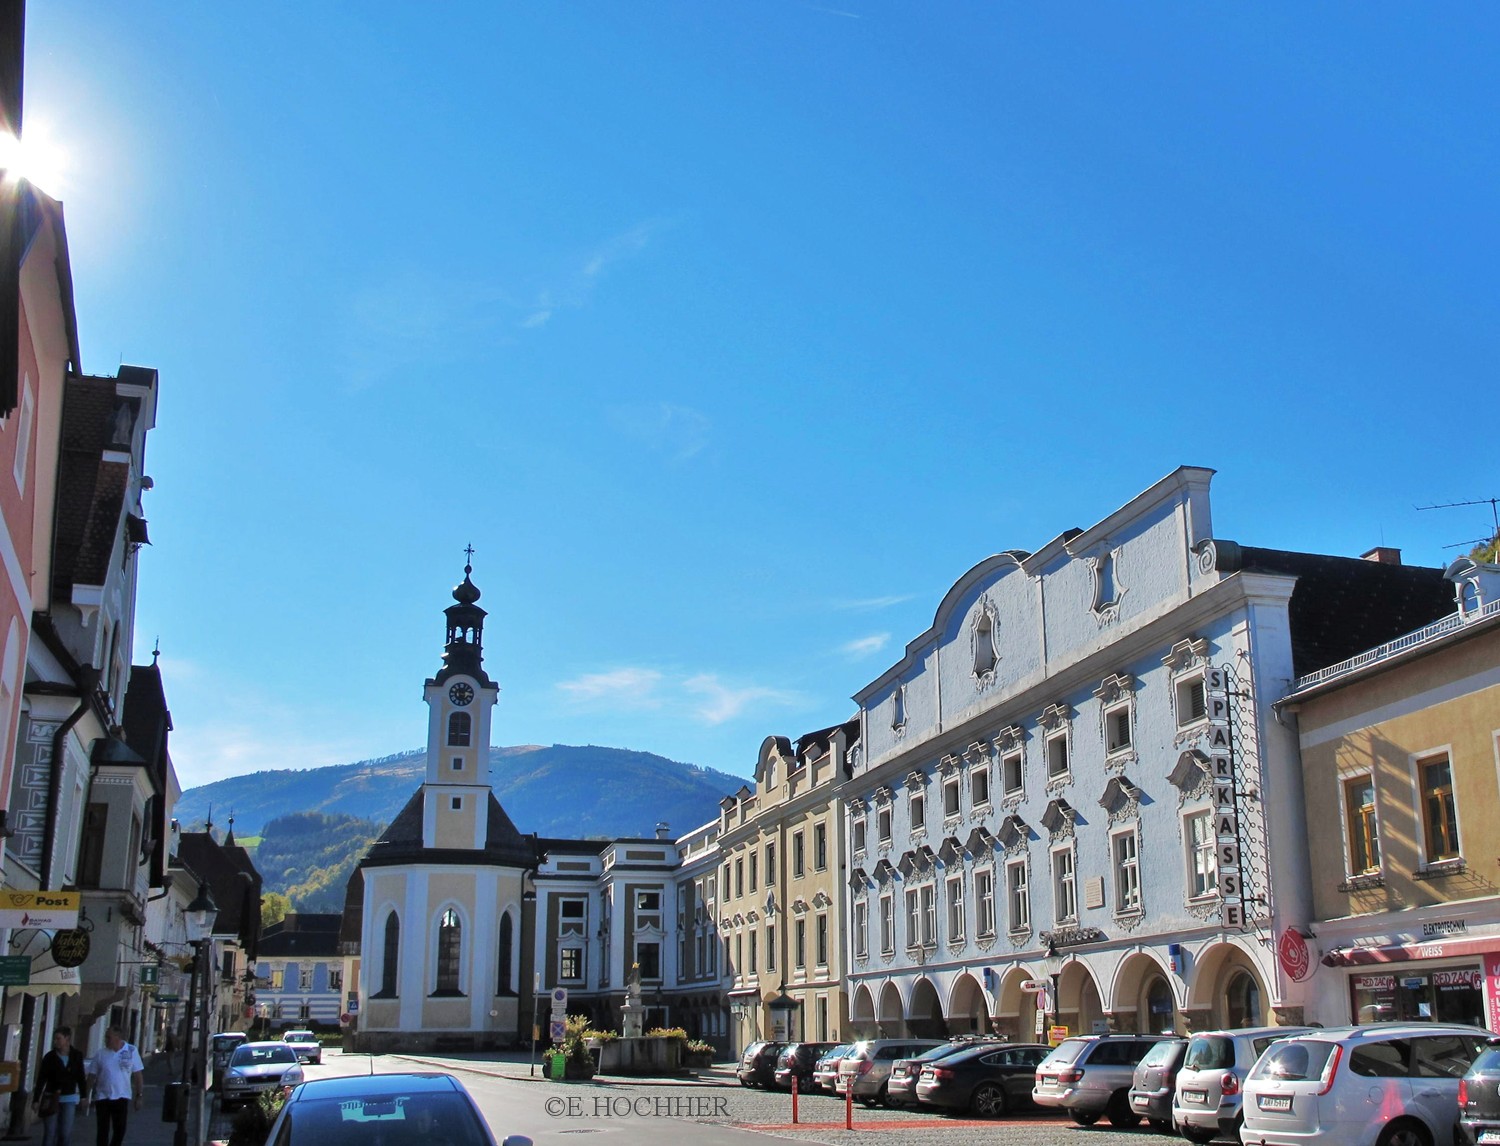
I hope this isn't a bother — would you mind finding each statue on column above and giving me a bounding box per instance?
[621,962,644,1037]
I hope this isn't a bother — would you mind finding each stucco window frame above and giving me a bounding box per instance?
[1409,745,1465,874]
[1005,857,1031,936]
[1183,806,1216,903]
[1337,769,1383,882]
[1110,823,1143,918]
[1050,843,1078,926]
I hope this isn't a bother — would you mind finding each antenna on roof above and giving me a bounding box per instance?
[1416,497,1500,554]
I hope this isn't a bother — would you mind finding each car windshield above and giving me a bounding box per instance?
[1249,1040,1338,1083]
[1140,1040,1182,1068]
[286,1032,315,1041]
[276,1093,489,1146]
[1184,1037,1233,1071]
[232,1045,298,1067]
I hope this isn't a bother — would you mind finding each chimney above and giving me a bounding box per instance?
[655,821,670,840]
[1361,546,1402,566]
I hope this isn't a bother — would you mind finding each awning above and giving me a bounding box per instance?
[17,963,81,998]
[1322,933,1500,967]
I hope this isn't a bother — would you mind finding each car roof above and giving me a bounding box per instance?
[289,1073,465,1102]
[1189,1026,1311,1039]
[1269,1023,1489,1041]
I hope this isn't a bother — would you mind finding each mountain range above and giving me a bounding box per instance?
[175,743,746,843]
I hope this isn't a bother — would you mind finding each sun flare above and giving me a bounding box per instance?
[0,121,68,196]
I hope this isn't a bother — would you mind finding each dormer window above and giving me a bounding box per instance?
[448,711,472,747]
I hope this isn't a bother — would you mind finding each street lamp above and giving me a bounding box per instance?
[1044,939,1062,1046]
[174,884,218,1146]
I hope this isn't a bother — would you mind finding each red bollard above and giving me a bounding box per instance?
[845,1081,853,1130]
[792,1075,799,1124]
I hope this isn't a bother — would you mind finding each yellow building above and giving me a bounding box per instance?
[1280,557,1500,1028]
[720,721,857,1055]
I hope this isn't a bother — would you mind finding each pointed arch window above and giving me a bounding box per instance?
[436,908,463,995]
[496,912,514,996]
[379,912,400,997]
[448,711,472,747]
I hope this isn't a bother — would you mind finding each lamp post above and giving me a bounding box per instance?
[1044,940,1063,1046]
[174,885,218,1146]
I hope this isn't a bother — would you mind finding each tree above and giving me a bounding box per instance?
[261,891,291,928]
[1471,532,1500,565]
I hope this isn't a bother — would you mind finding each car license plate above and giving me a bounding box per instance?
[1477,1134,1500,1145]
[1183,1089,1207,1104]
[1133,1095,1149,1107]
[1258,1095,1292,1112]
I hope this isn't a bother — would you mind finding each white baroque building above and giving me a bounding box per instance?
[843,467,1455,1043]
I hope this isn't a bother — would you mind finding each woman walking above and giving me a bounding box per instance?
[33,1026,87,1146]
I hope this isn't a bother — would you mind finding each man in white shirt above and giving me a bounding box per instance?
[84,1027,143,1146]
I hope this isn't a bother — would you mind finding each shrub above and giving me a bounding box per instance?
[227,1091,286,1146]
[685,1040,713,1054]
[646,1027,688,1040]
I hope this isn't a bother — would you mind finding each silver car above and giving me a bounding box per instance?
[1174,1025,1312,1142]
[220,1041,304,1110]
[1034,1034,1165,1127]
[836,1039,944,1106]
[282,1029,323,1065]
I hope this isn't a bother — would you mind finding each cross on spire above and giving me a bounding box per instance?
[464,543,475,573]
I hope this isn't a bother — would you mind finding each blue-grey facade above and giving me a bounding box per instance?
[845,467,1326,1041]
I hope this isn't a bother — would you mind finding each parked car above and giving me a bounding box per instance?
[1128,1036,1188,1131]
[282,1029,323,1065]
[737,1040,784,1088]
[889,1041,1002,1108]
[1033,1033,1166,1127]
[266,1071,532,1146]
[1459,1036,1500,1146]
[1174,1025,1312,1142]
[219,1041,304,1110]
[836,1039,944,1106]
[812,1044,853,1094]
[210,1032,248,1079]
[916,1042,1052,1118]
[772,1042,836,1091]
[1242,1023,1488,1146]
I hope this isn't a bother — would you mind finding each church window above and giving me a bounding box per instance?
[379,913,399,997]
[448,711,471,746]
[435,908,463,995]
[497,912,514,994]
[452,757,462,771]
[451,796,462,811]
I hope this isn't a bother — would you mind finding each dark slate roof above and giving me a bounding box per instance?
[1232,547,1455,677]
[122,663,172,889]
[177,831,263,957]
[258,913,341,958]
[536,837,609,856]
[795,718,860,758]
[359,787,537,869]
[53,375,138,593]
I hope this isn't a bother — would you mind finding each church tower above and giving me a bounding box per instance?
[350,554,538,1052]
[420,555,498,849]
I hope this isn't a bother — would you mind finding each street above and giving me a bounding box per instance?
[264,1050,1207,1146]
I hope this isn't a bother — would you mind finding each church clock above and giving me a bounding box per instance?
[448,682,474,706]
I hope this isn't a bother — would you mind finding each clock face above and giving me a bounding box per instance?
[448,682,475,707]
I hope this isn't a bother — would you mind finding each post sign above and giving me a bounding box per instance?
[0,891,80,929]
[0,957,29,986]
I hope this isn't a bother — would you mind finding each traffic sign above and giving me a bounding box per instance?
[550,988,568,1007]
[549,1020,566,1041]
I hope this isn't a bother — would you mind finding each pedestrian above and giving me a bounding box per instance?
[84,1027,144,1146]
[33,1026,87,1146]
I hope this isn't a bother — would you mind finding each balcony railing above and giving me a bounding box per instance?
[1292,597,1500,692]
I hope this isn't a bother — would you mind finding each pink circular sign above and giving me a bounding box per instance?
[1278,927,1312,982]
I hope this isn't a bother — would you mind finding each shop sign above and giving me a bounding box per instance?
[1484,954,1500,1032]
[1277,928,1312,982]
[1353,974,1395,991]
[1422,919,1468,938]
[1434,969,1481,989]
[51,929,90,968]
[0,891,80,929]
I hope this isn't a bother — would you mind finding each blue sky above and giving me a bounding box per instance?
[22,4,1500,788]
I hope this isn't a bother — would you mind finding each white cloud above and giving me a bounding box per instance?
[520,309,552,329]
[519,220,665,330]
[556,667,664,708]
[683,674,801,725]
[840,633,890,658]
[609,402,712,462]
[831,594,914,612]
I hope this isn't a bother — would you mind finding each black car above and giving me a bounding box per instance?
[915,1042,1052,1118]
[1128,1037,1188,1132]
[737,1040,784,1088]
[773,1042,837,1091]
[888,1040,1004,1108]
[1459,1036,1500,1146]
